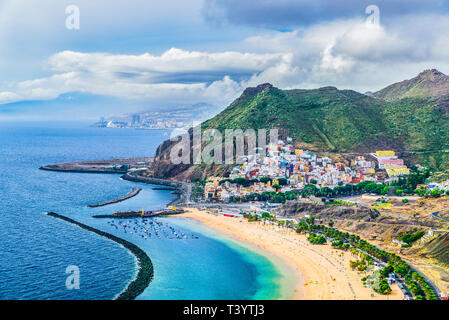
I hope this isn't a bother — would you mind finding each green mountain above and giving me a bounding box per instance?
[203,84,391,152]
[373,69,449,170]
[153,69,449,179]
[373,69,449,101]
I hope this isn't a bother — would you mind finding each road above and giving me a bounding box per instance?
[432,211,449,223]
[402,257,444,299]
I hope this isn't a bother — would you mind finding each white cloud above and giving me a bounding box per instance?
[243,15,449,91]
[0,48,289,106]
[47,49,285,74]
[2,14,449,109]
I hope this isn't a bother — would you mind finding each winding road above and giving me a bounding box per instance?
[432,211,449,223]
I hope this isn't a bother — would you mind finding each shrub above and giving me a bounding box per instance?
[430,189,442,198]
[399,230,425,246]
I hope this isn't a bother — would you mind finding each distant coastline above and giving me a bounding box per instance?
[46,212,153,300]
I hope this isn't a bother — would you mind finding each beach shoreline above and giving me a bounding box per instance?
[178,208,405,300]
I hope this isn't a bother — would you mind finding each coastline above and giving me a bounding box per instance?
[46,212,153,300]
[179,208,405,300]
[39,161,405,300]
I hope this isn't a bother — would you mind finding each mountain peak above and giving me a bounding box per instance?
[417,69,446,81]
[373,69,449,101]
[256,83,274,90]
[239,83,275,100]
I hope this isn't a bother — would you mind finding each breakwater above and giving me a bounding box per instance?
[92,209,185,219]
[122,173,183,188]
[46,212,153,300]
[39,166,126,174]
[88,188,142,208]
[121,172,190,206]
[39,157,153,174]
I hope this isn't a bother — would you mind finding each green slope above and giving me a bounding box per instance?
[203,84,390,152]
[373,69,449,101]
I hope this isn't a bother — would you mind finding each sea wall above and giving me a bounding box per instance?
[121,172,183,188]
[88,188,142,207]
[40,166,126,174]
[46,212,153,300]
[39,157,153,174]
[121,172,189,206]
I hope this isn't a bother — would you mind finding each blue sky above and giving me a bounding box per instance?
[1,0,449,120]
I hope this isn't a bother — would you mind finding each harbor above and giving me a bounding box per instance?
[103,216,200,240]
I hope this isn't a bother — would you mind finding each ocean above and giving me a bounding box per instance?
[0,122,284,300]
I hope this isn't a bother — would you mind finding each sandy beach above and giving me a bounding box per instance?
[180,208,404,300]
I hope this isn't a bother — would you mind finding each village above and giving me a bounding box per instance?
[204,138,411,202]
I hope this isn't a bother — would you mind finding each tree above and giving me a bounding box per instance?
[308,233,326,244]
[320,187,334,197]
[233,177,251,187]
[380,186,390,195]
[430,189,442,198]
[416,187,427,196]
[378,278,392,294]
[259,177,272,184]
[306,216,315,225]
[278,178,288,186]
[261,212,272,219]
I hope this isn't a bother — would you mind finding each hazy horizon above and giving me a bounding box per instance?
[2,0,449,120]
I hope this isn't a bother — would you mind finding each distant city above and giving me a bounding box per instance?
[93,103,217,129]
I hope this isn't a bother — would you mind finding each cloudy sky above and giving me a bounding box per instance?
[1,0,449,120]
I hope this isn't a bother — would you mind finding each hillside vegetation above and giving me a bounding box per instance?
[203,84,390,152]
[153,69,449,178]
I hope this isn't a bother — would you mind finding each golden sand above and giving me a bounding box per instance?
[179,208,404,300]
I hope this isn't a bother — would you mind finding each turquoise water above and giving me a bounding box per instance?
[0,122,283,300]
